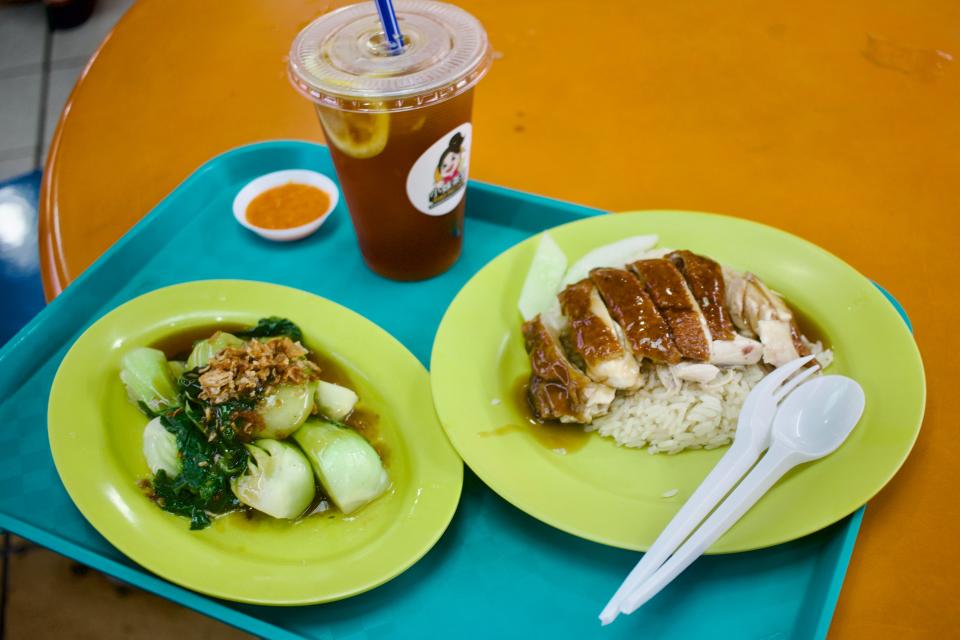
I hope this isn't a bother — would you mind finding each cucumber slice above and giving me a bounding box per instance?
[185,331,245,369]
[293,420,389,514]
[315,381,359,421]
[518,233,568,321]
[560,235,660,286]
[255,382,317,440]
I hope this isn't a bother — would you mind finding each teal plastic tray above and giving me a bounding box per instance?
[0,141,909,639]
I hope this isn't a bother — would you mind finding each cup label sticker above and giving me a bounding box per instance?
[406,123,472,216]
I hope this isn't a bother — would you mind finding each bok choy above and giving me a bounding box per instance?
[121,347,180,414]
[231,439,315,519]
[293,419,389,514]
[142,417,180,477]
[121,317,389,529]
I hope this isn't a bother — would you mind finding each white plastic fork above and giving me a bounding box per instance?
[599,354,819,625]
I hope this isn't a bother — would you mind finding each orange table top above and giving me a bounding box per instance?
[41,0,959,636]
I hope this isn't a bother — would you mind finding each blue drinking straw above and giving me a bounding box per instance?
[374,0,405,54]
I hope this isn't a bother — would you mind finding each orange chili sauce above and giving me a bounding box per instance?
[246,183,330,230]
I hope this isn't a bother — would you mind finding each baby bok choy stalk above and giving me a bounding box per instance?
[167,360,187,380]
[231,439,316,519]
[255,381,318,439]
[315,381,358,422]
[185,331,245,370]
[120,347,180,415]
[142,417,181,477]
[293,419,389,514]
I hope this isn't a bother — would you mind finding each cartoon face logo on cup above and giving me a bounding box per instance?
[431,132,466,207]
[407,124,472,216]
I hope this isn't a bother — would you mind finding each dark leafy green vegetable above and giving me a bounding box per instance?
[150,410,249,530]
[236,317,303,342]
[140,316,306,529]
[178,369,258,434]
[146,369,258,529]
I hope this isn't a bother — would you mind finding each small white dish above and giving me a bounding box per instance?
[233,169,340,242]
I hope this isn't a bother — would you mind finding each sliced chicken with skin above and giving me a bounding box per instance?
[557,279,640,389]
[667,250,736,340]
[630,259,712,361]
[756,320,801,367]
[667,250,763,365]
[721,267,811,367]
[589,268,682,364]
[522,316,615,423]
[721,266,753,336]
[748,276,811,364]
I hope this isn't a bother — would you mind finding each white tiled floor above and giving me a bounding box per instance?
[0,152,35,178]
[0,1,46,74]
[0,0,134,182]
[0,73,42,153]
[44,62,86,150]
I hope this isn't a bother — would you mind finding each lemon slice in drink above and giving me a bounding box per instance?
[318,109,390,159]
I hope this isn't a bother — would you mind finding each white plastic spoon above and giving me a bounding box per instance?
[619,375,865,616]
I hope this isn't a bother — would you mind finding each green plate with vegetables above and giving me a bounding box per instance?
[48,280,463,605]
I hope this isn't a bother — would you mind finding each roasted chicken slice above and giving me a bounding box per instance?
[722,266,752,336]
[721,267,811,366]
[522,316,615,423]
[667,250,736,340]
[630,259,712,361]
[709,333,763,366]
[589,268,682,364]
[557,279,640,389]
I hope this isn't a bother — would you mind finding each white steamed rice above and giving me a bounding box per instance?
[589,364,765,454]
[588,339,832,455]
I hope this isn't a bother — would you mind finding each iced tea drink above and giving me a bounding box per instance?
[289,1,491,280]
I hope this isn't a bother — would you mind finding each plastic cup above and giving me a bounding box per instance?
[289,1,492,280]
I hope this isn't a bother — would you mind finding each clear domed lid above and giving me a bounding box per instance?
[289,0,491,112]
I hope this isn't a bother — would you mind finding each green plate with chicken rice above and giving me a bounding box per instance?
[48,280,462,604]
[431,211,925,553]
